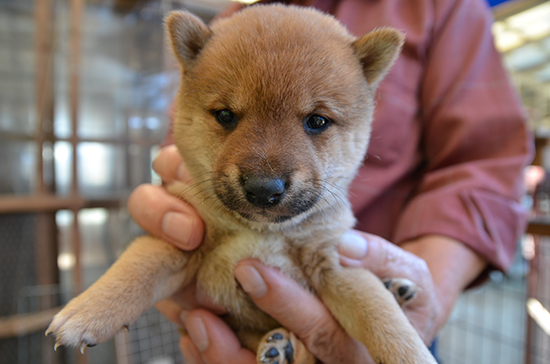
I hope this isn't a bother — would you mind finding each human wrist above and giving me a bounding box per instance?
[400,234,488,332]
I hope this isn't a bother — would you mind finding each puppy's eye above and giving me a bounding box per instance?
[214,109,238,128]
[303,114,331,134]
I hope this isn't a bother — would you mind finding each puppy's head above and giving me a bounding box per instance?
[166,5,403,225]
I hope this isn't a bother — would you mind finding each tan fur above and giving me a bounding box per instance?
[47,5,436,364]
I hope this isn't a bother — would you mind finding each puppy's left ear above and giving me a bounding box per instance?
[353,28,405,89]
[165,11,212,71]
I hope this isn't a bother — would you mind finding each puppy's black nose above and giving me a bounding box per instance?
[243,176,285,207]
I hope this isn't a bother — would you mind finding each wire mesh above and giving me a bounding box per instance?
[117,309,184,364]
[438,273,528,363]
[0,214,37,364]
[0,0,183,361]
[526,237,550,364]
[437,238,550,364]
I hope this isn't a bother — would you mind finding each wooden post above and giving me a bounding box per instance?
[69,0,83,294]
[69,0,85,363]
[35,1,59,363]
[525,235,540,364]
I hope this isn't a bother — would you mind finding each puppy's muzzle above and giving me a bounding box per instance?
[242,175,286,207]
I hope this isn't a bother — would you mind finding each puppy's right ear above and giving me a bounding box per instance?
[165,11,212,69]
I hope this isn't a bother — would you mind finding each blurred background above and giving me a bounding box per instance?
[0,0,549,363]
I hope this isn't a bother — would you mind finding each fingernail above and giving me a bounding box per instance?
[234,264,267,299]
[339,231,368,260]
[162,212,193,249]
[186,317,209,352]
[180,310,189,326]
[177,163,189,182]
[151,149,162,169]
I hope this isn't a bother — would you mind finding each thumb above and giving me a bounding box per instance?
[234,259,369,363]
[338,230,428,282]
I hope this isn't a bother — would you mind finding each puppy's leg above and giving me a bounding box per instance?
[252,329,315,364]
[318,267,437,364]
[383,278,419,307]
[47,236,192,351]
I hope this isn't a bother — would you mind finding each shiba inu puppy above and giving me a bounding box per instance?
[47,5,437,364]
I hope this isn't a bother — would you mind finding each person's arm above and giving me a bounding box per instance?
[392,0,533,276]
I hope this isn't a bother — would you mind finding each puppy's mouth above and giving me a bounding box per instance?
[214,176,323,224]
[237,211,294,224]
[224,196,321,224]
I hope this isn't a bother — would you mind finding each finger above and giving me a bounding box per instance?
[169,282,228,314]
[234,260,370,363]
[180,335,205,364]
[155,299,186,327]
[338,231,438,343]
[152,145,188,183]
[127,184,204,250]
[338,230,429,285]
[156,284,227,330]
[184,309,256,364]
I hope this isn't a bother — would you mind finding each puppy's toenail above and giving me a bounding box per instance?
[265,347,279,358]
[404,293,415,301]
[383,280,391,289]
[398,285,409,297]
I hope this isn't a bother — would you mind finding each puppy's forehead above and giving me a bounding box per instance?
[189,6,364,113]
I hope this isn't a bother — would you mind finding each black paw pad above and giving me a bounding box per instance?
[404,292,415,301]
[383,278,419,307]
[265,348,279,358]
[397,285,409,297]
[260,331,293,364]
[284,341,294,364]
[267,333,284,342]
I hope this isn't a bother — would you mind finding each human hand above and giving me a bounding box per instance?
[128,144,205,251]
[177,231,441,364]
[132,146,441,362]
[338,231,442,344]
[178,258,370,364]
[128,145,224,314]
[128,146,367,363]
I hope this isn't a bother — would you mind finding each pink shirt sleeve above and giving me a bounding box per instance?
[329,0,533,272]
[388,0,533,271]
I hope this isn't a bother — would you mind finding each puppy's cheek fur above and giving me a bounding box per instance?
[172,109,223,179]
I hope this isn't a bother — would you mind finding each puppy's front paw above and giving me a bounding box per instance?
[258,329,294,364]
[45,293,131,353]
[383,278,419,307]
[257,328,315,364]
